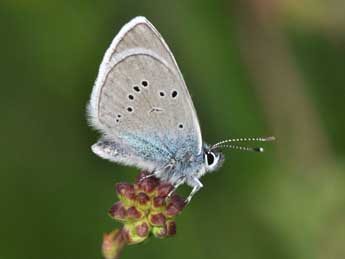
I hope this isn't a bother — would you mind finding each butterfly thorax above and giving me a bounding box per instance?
[156,150,206,186]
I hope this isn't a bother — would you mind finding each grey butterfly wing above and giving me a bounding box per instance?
[88,16,202,171]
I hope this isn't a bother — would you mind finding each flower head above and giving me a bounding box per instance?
[103,171,186,258]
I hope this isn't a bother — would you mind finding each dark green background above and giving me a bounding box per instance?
[1,1,344,259]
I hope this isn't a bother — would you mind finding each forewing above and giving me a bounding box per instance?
[88,17,202,169]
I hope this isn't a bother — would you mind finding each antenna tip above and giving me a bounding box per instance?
[264,136,276,141]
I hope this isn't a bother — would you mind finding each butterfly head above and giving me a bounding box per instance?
[203,145,225,173]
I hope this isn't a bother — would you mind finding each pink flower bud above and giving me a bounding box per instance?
[165,195,185,217]
[157,183,173,197]
[135,221,150,237]
[136,192,150,211]
[123,220,150,244]
[127,206,142,220]
[115,183,136,203]
[149,213,166,226]
[166,220,177,236]
[170,195,186,210]
[109,202,127,221]
[136,175,159,194]
[152,196,166,209]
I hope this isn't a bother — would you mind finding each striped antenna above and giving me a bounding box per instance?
[217,144,264,152]
[211,136,275,152]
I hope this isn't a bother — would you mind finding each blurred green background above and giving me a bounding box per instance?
[1,0,345,258]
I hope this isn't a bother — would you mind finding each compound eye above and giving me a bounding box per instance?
[206,152,216,166]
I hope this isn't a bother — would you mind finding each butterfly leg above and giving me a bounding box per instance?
[139,171,159,181]
[139,160,176,182]
[167,176,186,198]
[185,177,203,204]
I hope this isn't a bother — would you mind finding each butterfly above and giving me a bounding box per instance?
[87,16,274,203]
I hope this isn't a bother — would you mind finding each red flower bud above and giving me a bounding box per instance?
[115,183,136,202]
[109,202,127,221]
[136,192,149,204]
[166,220,177,236]
[152,196,166,209]
[157,183,173,197]
[170,195,186,210]
[165,195,186,217]
[123,220,150,244]
[127,206,142,220]
[136,173,159,194]
[149,213,166,226]
[135,221,150,237]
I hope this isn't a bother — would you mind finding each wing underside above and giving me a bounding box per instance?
[88,17,202,169]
